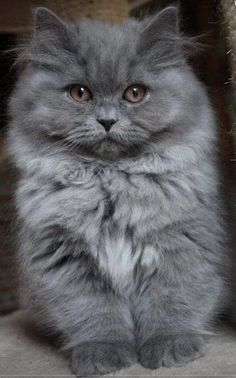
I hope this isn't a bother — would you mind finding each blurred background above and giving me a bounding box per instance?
[0,0,235,315]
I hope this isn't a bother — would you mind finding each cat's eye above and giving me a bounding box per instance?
[70,85,92,102]
[123,85,146,103]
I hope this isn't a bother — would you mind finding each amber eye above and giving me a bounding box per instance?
[70,85,92,102]
[123,85,146,103]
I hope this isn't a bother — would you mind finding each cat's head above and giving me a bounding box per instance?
[10,7,201,161]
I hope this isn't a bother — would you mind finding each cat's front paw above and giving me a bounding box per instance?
[71,342,136,376]
[138,334,205,369]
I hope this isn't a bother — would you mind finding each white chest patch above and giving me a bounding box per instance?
[97,224,160,291]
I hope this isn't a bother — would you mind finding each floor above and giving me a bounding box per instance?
[1,311,236,377]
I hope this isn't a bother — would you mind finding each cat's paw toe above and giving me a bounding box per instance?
[71,342,136,376]
[138,334,205,369]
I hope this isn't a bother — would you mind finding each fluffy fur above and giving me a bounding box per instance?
[7,6,231,376]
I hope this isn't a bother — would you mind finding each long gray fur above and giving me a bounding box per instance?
[7,6,231,376]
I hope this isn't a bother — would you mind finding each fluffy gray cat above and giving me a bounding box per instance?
[7,6,231,376]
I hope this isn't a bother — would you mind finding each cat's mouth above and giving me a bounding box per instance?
[95,133,125,147]
[101,133,134,146]
[61,131,146,160]
[96,135,127,153]
[102,134,115,142]
[89,133,145,160]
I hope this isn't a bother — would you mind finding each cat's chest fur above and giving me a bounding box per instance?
[88,169,161,290]
[45,163,195,291]
[28,162,194,291]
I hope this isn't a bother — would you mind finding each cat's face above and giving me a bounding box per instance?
[12,7,193,160]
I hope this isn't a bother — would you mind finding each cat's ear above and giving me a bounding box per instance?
[139,7,179,54]
[33,7,67,35]
[138,6,183,65]
[29,7,75,66]
[140,6,179,43]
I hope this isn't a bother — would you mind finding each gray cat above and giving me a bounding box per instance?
[7,6,231,376]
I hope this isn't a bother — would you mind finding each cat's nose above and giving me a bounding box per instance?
[97,118,117,132]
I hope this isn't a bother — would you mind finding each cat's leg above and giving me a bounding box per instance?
[23,231,136,376]
[69,297,137,376]
[133,237,224,369]
[134,281,207,369]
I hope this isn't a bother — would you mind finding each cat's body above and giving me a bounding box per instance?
[7,7,231,375]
